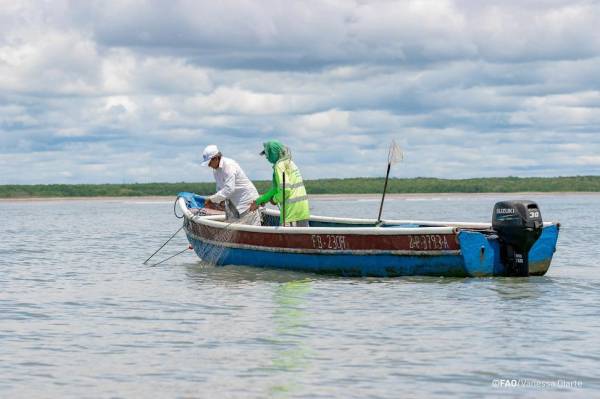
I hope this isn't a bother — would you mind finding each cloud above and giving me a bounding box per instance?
[185,87,313,115]
[63,0,600,68]
[1,0,600,184]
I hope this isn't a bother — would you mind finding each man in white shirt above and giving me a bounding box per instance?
[201,145,261,225]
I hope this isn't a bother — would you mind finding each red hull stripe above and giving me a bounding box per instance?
[186,222,460,252]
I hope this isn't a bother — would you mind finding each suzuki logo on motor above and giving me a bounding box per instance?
[496,208,515,214]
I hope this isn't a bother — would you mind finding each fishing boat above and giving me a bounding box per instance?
[175,192,560,277]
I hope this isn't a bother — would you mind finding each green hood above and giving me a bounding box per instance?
[262,140,289,164]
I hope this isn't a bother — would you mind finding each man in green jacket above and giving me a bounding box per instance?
[249,140,310,226]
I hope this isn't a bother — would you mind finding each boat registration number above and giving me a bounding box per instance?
[409,234,450,250]
[311,234,347,250]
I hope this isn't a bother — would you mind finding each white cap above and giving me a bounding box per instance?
[201,144,220,166]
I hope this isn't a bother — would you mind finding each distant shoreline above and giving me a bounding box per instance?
[1,176,599,199]
[2,192,599,203]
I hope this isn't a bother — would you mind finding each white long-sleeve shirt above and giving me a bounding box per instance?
[208,157,259,214]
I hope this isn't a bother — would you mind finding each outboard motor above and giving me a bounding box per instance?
[492,200,543,277]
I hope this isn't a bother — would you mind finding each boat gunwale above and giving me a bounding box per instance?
[177,198,558,236]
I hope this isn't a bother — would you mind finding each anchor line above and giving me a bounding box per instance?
[143,225,184,264]
[149,246,193,267]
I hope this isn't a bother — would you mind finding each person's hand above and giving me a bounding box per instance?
[204,198,215,209]
[249,201,258,211]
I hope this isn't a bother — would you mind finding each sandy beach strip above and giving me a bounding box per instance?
[0,196,176,203]
[1,192,599,203]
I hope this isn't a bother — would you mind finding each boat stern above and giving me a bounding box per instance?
[457,223,560,277]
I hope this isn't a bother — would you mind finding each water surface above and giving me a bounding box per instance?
[1,194,598,398]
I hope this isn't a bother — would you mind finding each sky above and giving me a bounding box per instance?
[1,0,600,184]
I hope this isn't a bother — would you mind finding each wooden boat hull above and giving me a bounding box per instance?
[178,197,559,277]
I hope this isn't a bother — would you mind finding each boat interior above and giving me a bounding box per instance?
[259,208,492,230]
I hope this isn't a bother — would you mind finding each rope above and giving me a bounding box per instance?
[149,246,192,267]
[174,196,184,219]
[143,225,184,264]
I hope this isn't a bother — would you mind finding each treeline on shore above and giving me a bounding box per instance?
[1,176,599,198]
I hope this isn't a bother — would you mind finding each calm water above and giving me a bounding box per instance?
[1,194,598,398]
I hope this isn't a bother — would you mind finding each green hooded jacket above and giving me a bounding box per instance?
[255,140,310,224]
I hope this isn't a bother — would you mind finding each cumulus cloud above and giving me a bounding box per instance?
[1,0,600,184]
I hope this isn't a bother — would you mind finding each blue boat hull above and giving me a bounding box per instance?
[185,224,559,277]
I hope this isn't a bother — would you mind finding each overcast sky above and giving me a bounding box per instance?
[1,0,600,184]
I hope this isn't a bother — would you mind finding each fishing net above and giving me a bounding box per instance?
[197,211,262,266]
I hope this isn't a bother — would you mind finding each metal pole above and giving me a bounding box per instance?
[376,163,391,225]
[282,171,286,226]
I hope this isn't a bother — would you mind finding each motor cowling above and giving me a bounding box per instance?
[492,200,543,277]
